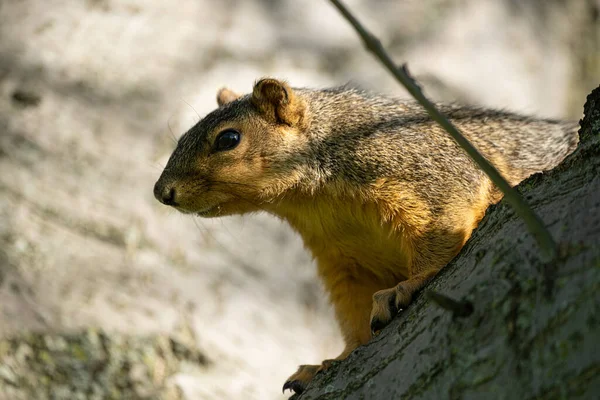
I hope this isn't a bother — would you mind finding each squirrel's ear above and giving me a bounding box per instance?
[251,78,306,127]
[216,87,241,107]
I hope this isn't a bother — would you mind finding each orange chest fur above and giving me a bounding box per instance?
[273,197,414,282]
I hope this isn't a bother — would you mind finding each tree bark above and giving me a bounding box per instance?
[294,86,600,400]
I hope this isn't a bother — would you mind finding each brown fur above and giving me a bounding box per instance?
[153,78,579,394]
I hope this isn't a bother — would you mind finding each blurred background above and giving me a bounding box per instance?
[0,0,597,399]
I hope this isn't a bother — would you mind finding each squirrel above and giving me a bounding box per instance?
[153,78,579,395]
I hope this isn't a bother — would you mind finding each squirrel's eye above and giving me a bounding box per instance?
[214,129,241,152]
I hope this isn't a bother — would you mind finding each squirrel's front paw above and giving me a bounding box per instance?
[283,364,319,394]
[370,284,412,336]
[283,360,336,395]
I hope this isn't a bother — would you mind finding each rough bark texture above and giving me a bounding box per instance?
[293,88,600,400]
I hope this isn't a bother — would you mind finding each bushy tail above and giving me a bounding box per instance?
[461,115,580,185]
[506,120,579,181]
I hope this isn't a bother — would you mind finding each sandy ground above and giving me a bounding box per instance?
[0,0,584,398]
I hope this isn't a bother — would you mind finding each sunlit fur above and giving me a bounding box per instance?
[155,78,579,392]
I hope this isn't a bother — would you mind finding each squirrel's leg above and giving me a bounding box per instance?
[283,262,383,394]
[369,268,440,335]
[369,227,469,334]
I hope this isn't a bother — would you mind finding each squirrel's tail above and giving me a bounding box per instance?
[474,119,580,185]
[511,120,579,180]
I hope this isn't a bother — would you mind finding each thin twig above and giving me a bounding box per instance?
[328,0,558,262]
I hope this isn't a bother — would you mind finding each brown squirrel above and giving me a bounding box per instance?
[153,78,579,394]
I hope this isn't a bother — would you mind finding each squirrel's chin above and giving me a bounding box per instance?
[196,209,218,218]
[173,206,193,215]
[184,199,259,218]
[172,204,218,217]
[194,204,225,218]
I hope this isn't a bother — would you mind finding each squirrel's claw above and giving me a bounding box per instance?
[369,287,403,336]
[282,379,306,394]
[370,317,388,337]
[283,364,322,395]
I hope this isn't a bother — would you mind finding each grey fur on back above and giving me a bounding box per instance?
[297,86,579,190]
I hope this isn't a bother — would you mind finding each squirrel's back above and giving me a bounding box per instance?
[298,86,579,190]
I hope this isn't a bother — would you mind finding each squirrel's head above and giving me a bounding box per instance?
[153,78,311,217]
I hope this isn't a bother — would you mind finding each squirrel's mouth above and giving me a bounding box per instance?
[172,204,218,216]
[195,204,221,217]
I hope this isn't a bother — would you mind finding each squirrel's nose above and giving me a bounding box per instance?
[154,181,178,206]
